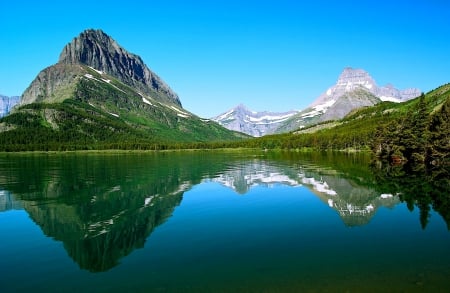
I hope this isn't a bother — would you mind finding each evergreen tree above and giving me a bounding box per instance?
[428,96,450,165]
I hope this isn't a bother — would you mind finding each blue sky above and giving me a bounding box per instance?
[1,0,449,117]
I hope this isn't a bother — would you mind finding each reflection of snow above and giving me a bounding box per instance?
[211,163,342,197]
[328,199,334,207]
[170,182,191,195]
[332,202,375,216]
[144,196,154,207]
[300,176,337,196]
[213,170,301,192]
[85,211,126,238]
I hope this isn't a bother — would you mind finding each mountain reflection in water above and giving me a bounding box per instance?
[0,151,448,274]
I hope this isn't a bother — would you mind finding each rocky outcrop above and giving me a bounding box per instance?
[0,95,20,117]
[212,104,298,137]
[59,29,181,107]
[20,64,84,105]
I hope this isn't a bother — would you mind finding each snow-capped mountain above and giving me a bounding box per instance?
[212,104,298,137]
[310,67,420,107]
[276,67,421,133]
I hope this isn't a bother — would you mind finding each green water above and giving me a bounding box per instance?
[0,151,449,292]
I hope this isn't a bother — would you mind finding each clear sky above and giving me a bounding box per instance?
[1,0,449,118]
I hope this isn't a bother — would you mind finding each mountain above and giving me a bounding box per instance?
[277,67,421,132]
[0,95,20,117]
[1,29,245,150]
[21,29,180,107]
[58,29,180,107]
[212,104,298,137]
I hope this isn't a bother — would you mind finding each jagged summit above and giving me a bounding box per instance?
[336,67,376,88]
[58,29,181,106]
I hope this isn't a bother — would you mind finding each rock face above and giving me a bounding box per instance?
[276,67,421,133]
[22,29,181,107]
[212,104,298,137]
[0,95,20,117]
[20,64,85,105]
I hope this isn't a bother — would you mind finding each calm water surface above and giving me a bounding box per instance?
[0,151,449,292]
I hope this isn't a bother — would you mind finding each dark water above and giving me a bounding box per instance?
[0,151,449,292]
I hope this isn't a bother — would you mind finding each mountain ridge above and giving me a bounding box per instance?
[21,29,181,107]
[212,104,298,137]
[215,67,421,136]
[278,67,421,133]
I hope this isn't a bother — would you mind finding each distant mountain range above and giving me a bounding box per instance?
[211,104,298,137]
[0,95,20,117]
[213,67,421,136]
[0,29,245,150]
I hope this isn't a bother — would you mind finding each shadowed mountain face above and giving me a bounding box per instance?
[0,151,447,272]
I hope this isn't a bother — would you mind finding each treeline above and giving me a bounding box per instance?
[372,94,450,166]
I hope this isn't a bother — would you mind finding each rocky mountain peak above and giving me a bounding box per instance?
[336,67,375,87]
[58,29,181,106]
[334,67,376,96]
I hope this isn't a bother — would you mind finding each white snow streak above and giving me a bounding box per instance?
[142,97,153,106]
[171,106,190,117]
[88,66,103,75]
[379,96,401,103]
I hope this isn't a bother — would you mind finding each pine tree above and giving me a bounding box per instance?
[428,96,450,165]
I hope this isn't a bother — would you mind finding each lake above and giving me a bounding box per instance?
[0,150,449,292]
